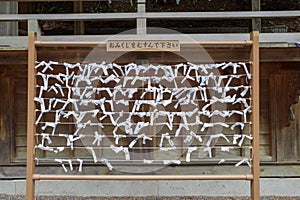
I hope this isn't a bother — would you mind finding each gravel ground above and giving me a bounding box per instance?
[1,195,300,200]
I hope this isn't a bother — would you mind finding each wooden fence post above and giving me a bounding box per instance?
[250,31,260,200]
[137,0,146,35]
[26,31,37,200]
[74,1,85,35]
[251,0,261,32]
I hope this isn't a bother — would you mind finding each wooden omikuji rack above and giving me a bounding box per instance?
[26,31,260,200]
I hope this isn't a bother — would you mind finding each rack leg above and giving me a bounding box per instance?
[26,31,37,200]
[250,31,260,200]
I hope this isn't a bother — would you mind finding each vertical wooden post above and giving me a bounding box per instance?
[250,31,260,200]
[74,1,85,35]
[26,31,37,200]
[137,0,146,35]
[251,0,261,32]
[28,19,41,36]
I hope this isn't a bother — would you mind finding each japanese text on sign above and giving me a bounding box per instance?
[107,40,180,51]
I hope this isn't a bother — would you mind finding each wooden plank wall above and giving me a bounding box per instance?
[0,76,13,164]
[0,55,300,176]
[14,77,28,158]
[269,63,300,161]
[0,65,28,162]
[0,62,275,162]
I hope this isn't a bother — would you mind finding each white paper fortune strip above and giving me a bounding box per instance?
[34,61,253,171]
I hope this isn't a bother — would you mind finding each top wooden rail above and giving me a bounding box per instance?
[34,40,253,47]
[0,11,299,21]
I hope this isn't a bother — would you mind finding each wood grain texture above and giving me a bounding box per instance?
[0,11,299,21]
[250,31,260,200]
[0,78,12,164]
[26,31,37,200]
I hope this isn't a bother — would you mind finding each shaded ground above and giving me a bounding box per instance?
[1,195,300,200]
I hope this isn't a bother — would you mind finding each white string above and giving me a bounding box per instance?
[34,61,254,171]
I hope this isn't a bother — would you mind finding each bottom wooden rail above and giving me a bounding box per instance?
[32,174,253,181]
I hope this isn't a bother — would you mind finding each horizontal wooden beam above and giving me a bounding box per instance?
[32,174,254,181]
[0,11,299,21]
[0,47,299,65]
[34,40,253,47]
[0,13,137,21]
[144,11,300,20]
[4,164,300,179]
[1,33,299,49]
[53,47,300,63]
